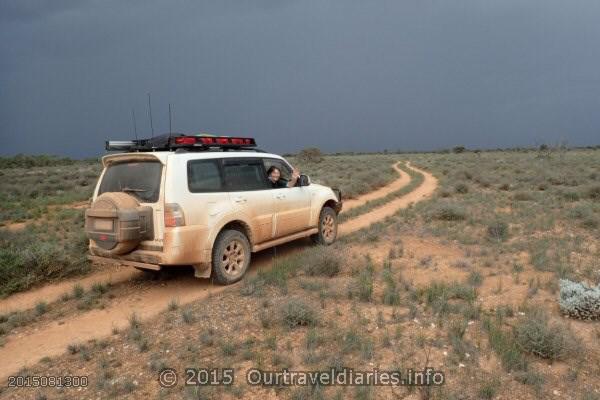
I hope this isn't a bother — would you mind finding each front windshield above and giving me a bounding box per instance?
[98,161,162,203]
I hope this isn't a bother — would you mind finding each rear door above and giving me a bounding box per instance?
[95,156,166,246]
[222,158,275,244]
[184,157,230,227]
[263,158,312,238]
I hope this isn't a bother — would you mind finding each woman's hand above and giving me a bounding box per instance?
[288,167,300,187]
[291,168,300,180]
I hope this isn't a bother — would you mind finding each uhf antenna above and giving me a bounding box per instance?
[147,92,154,139]
[168,103,172,135]
[131,108,138,140]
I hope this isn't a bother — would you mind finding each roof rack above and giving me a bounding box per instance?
[106,133,258,152]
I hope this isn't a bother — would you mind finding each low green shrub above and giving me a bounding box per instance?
[514,308,581,360]
[0,230,90,297]
[429,202,466,221]
[487,221,509,242]
[280,299,319,328]
[303,247,342,277]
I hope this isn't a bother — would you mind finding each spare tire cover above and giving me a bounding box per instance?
[88,192,141,255]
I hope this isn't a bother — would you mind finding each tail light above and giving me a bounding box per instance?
[164,203,185,227]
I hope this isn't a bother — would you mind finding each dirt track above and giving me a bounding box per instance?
[341,162,409,210]
[0,162,437,380]
[339,163,436,235]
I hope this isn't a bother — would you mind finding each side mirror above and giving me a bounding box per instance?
[298,174,311,187]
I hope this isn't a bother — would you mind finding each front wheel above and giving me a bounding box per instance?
[211,229,251,285]
[311,206,338,245]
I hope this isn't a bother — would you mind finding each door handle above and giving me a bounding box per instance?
[233,197,247,203]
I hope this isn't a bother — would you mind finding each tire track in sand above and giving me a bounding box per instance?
[342,162,410,211]
[339,163,437,235]
[0,162,436,380]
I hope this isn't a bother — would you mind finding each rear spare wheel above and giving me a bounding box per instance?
[85,192,154,255]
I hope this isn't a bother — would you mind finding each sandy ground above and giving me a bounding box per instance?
[0,162,437,380]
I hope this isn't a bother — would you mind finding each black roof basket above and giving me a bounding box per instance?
[105,133,262,152]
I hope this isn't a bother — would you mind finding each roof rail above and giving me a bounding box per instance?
[173,147,267,153]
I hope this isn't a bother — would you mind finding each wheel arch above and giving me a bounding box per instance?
[322,199,339,213]
[212,219,253,247]
[311,196,342,227]
[193,218,253,280]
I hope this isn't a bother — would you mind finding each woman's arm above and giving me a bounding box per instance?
[287,167,300,187]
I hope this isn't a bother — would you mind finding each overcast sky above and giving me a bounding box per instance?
[1,0,599,158]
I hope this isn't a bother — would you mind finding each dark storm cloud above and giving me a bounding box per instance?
[1,0,599,158]
[0,0,82,22]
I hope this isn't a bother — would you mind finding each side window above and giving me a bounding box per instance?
[223,159,269,191]
[187,159,223,192]
[263,158,292,180]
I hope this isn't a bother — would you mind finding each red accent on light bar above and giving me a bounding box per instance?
[174,137,196,145]
[171,135,256,147]
[99,234,108,241]
[199,137,215,145]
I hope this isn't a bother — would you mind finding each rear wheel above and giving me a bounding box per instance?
[211,229,251,285]
[311,206,337,245]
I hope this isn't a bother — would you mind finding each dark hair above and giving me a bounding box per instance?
[266,166,280,176]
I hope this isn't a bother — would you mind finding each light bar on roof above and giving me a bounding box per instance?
[170,135,256,147]
[106,140,137,151]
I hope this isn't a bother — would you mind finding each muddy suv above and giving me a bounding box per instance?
[85,134,342,284]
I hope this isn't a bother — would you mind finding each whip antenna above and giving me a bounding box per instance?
[169,103,172,135]
[147,92,154,139]
[131,108,138,140]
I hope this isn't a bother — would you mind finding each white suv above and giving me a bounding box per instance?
[85,134,342,284]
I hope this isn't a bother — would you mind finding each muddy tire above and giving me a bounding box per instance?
[311,206,338,245]
[211,229,251,285]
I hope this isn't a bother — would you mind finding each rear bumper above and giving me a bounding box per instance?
[87,255,161,271]
[88,225,212,266]
[89,246,163,264]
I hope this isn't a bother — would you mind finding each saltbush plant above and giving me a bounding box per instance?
[559,279,600,320]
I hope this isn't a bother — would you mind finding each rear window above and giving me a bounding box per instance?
[188,159,223,192]
[98,161,162,203]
